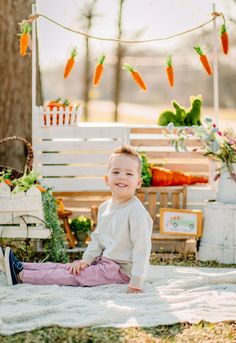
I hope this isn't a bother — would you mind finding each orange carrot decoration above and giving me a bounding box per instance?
[220,24,229,54]
[20,22,31,56]
[166,55,174,87]
[64,47,77,79]
[36,185,47,193]
[4,179,13,187]
[93,54,106,86]
[123,63,147,91]
[194,46,212,76]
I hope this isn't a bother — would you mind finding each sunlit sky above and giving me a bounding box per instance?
[35,0,236,68]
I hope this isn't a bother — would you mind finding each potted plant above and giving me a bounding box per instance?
[167,118,236,203]
[69,215,92,247]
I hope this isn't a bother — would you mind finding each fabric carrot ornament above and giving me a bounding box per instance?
[93,54,105,86]
[166,55,174,87]
[64,47,77,79]
[20,22,31,56]
[220,24,229,54]
[194,46,212,76]
[123,63,147,91]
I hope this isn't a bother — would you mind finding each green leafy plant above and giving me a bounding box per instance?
[70,215,92,233]
[140,153,152,187]
[12,170,39,193]
[42,189,68,262]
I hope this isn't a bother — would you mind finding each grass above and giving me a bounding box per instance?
[0,254,236,342]
[1,322,236,343]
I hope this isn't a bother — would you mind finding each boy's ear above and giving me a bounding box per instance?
[136,177,142,189]
[104,174,108,185]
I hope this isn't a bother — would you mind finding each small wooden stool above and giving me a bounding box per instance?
[58,209,77,248]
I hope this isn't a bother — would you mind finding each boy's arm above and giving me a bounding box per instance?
[128,209,153,290]
[82,211,104,265]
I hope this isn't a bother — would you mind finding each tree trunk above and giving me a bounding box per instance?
[0,0,42,171]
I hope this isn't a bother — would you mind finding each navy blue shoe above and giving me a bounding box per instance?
[5,247,23,286]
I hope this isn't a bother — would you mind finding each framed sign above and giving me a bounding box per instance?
[160,208,203,237]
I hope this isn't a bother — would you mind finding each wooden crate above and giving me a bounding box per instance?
[0,183,51,239]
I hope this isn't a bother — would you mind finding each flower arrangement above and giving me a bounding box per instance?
[167,118,236,181]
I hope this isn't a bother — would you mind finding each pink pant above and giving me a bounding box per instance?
[22,256,130,286]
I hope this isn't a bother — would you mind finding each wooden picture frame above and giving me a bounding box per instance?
[160,208,203,237]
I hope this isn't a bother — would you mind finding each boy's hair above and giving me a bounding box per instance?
[108,145,142,176]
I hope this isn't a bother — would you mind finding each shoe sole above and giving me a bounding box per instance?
[5,247,13,286]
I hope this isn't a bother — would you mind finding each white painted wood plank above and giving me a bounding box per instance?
[40,178,108,192]
[0,198,43,212]
[35,125,129,140]
[35,153,110,164]
[38,165,106,177]
[0,183,11,196]
[35,140,121,152]
[187,186,217,202]
[0,213,12,224]
[0,226,51,239]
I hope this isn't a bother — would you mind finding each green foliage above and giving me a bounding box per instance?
[70,215,92,233]
[140,153,152,187]
[12,170,39,193]
[42,190,68,263]
[158,95,202,126]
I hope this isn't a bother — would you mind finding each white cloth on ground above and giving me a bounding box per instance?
[0,265,236,335]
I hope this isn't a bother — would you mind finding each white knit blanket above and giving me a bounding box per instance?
[0,265,236,335]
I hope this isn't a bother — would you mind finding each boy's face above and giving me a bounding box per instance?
[105,154,142,203]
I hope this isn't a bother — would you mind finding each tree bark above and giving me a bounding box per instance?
[0,0,42,171]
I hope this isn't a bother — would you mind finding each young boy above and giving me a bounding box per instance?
[3,146,153,293]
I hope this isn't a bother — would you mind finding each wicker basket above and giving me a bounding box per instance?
[0,136,33,181]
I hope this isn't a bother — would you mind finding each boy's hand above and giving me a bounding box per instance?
[68,260,89,275]
[127,286,143,294]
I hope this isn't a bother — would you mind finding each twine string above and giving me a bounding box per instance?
[21,11,223,44]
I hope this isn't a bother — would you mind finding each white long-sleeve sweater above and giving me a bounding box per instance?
[82,196,153,289]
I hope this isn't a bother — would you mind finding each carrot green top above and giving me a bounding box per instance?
[166,55,173,67]
[123,63,137,73]
[220,24,227,34]
[63,99,70,106]
[70,47,78,59]
[21,22,31,34]
[194,46,205,56]
[97,53,105,65]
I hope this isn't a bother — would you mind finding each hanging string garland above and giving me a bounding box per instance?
[21,11,222,43]
[19,11,229,90]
